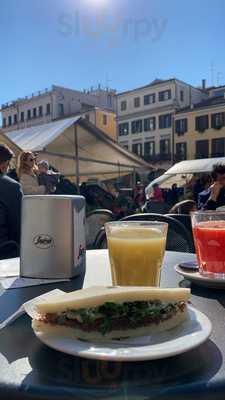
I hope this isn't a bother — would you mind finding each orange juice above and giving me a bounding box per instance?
[107,227,167,286]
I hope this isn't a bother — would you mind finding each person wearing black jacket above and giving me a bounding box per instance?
[0,144,23,257]
[203,164,225,210]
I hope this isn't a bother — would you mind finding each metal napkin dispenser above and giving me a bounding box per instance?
[20,195,86,278]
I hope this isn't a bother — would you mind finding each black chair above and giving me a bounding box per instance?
[94,226,108,249]
[0,241,19,260]
[94,213,194,253]
[166,214,195,253]
[86,209,115,249]
[142,201,170,215]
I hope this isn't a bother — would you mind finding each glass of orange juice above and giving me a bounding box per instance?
[105,221,168,286]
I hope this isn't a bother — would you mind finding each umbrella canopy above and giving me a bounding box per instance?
[164,158,225,175]
[2,116,152,182]
[145,157,225,198]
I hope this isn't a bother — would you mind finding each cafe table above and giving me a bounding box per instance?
[0,250,225,400]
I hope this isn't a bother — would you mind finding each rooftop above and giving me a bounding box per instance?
[118,78,175,96]
[1,84,117,111]
[176,96,225,114]
[1,87,54,110]
[117,78,203,96]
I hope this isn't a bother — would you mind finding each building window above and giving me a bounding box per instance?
[175,118,188,135]
[144,117,156,131]
[134,97,140,108]
[211,113,225,129]
[121,143,128,150]
[120,100,127,111]
[159,89,172,102]
[144,141,155,159]
[33,108,37,118]
[195,115,209,132]
[196,140,209,158]
[213,90,225,97]
[39,106,43,117]
[176,142,187,161]
[132,143,142,156]
[119,122,129,136]
[27,110,31,120]
[107,94,112,107]
[159,114,172,129]
[20,112,24,122]
[2,118,6,128]
[13,114,17,124]
[58,103,64,116]
[131,119,143,134]
[212,138,225,157]
[180,90,184,102]
[160,139,170,154]
[144,93,155,105]
[103,114,107,125]
[85,114,90,122]
[8,116,12,126]
[46,103,51,115]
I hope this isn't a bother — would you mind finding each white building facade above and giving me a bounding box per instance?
[1,85,117,133]
[117,79,206,169]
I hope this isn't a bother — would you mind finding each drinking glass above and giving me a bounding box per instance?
[105,221,168,286]
[192,211,225,278]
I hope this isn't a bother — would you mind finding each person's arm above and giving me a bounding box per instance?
[202,182,222,210]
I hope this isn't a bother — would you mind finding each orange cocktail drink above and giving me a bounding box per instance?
[192,212,225,278]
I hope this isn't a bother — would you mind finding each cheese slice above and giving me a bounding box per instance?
[36,286,190,314]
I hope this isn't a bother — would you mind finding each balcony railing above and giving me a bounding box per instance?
[143,154,158,162]
[157,153,172,161]
[195,153,209,159]
[175,154,187,162]
[143,153,172,162]
[211,152,225,158]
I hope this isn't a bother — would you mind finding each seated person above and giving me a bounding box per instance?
[0,144,23,257]
[202,164,225,210]
[18,151,46,195]
[37,160,60,194]
[150,183,164,203]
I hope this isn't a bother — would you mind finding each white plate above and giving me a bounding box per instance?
[33,305,211,362]
[175,264,225,289]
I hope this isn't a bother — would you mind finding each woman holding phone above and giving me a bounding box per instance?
[17,151,46,195]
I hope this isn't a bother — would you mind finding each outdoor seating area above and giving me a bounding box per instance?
[1,1,225,398]
[1,125,225,398]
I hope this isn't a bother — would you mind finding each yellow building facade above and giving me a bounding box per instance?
[85,108,117,140]
[174,99,225,161]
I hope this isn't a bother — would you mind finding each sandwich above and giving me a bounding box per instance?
[32,286,190,341]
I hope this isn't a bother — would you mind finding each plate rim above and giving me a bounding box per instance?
[33,305,212,362]
[175,264,225,285]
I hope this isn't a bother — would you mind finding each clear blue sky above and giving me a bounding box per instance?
[1,0,225,106]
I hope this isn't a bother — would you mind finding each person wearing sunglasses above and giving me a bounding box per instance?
[17,151,46,195]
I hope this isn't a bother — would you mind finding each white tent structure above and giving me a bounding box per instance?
[145,157,225,198]
[1,116,151,185]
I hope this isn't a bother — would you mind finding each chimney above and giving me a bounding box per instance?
[202,79,206,90]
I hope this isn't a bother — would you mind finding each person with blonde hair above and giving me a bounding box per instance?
[17,151,46,195]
